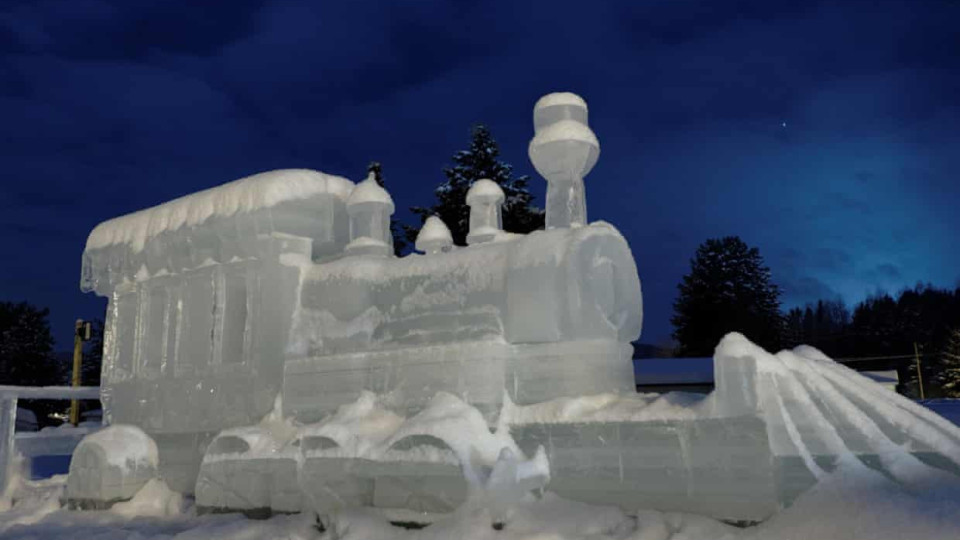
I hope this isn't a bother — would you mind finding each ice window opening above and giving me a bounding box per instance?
[177,270,215,375]
[112,289,138,380]
[138,286,166,378]
[165,285,181,373]
[219,269,248,365]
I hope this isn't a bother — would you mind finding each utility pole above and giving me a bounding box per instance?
[70,320,92,425]
[914,342,925,401]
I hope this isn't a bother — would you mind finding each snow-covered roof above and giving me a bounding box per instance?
[346,174,394,211]
[534,92,587,111]
[85,169,354,253]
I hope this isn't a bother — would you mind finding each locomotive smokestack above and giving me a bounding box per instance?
[528,92,598,229]
[465,179,505,245]
[345,172,395,257]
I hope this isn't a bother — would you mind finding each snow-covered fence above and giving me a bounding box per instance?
[0,385,101,495]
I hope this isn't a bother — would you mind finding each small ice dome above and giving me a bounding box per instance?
[465,179,505,206]
[347,172,395,213]
[416,216,453,253]
[534,92,587,111]
[534,92,588,131]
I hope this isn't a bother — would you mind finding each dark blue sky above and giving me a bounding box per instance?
[2,0,959,349]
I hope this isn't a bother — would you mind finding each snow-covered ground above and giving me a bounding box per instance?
[2,463,959,540]
[923,399,960,426]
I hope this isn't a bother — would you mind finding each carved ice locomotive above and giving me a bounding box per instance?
[79,92,642,493]
[76,93,960,523]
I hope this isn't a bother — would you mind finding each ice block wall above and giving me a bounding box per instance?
[710,333,960,508]
[282,222,642,422]
[80,169,354,491]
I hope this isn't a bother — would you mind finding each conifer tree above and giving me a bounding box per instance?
[407,125,544,246]
[0,301,65,426]
[937,327,960,397]
[0,301,60,386]
[671,236,784,356]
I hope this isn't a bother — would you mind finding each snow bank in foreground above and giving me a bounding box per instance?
[111,479,186,518]
[4,462,960,539]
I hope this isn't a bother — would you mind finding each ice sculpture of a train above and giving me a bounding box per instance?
[73,93,960,522]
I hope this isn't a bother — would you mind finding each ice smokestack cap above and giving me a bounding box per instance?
[346,172,395,213]
[533,92,588,130]
[465,178,505,206]
[415,216,453,254]
[529,92,599,183]
[466,179,504,245]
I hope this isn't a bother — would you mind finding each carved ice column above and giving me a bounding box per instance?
[415,216,453,254]
[345,172,395,257]
[528,92,599,229]
[466,179,505,245]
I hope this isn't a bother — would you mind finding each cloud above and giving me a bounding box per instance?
[3,0,960,348]
[875,263,903,281]
[781,276,841,307]
[1,0,266,59]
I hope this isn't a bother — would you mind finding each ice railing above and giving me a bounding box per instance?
[0,385,101,495]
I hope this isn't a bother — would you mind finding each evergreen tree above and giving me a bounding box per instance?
[365,161,408,256]
[0,301,60,386]
[783,299,852,356]
[0,301,65,427]
[671,236,784,356]
[937,327,960,397]
[783,307,804,348]
[407,125,544,246]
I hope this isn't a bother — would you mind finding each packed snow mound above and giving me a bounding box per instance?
[85,168,353,252]
[382,392,520,469]
[204,395,300,462]
[501,391,708,425]
[299,390,405,457]
[713,332,960,488]
[745,463,960,540]
[110,479,186,518]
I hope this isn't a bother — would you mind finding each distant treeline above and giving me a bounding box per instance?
[783,285,960,396]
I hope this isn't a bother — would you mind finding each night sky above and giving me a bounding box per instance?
[2,0,959,350]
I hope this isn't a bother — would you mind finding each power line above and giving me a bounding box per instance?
[834,353,932,364]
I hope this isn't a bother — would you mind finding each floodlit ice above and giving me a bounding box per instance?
[78,92,642,496]
[4,465,960,539]
[414,217,453,254]
[56,91,960,534]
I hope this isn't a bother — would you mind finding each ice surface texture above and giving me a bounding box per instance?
[65,425,158,504]
[190,334,960,522]
[284,222,642,421]
[78,91,639,498]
